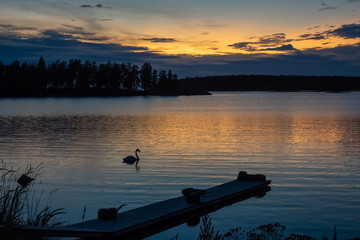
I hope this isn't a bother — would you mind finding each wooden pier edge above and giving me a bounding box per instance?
[0,173,271,239]
[113,180,271,240]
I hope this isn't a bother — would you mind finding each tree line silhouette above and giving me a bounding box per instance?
[179,74,360,92]
[0,57,180,97]
[2,57,359,97]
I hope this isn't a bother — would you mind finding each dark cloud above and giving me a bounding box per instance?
[297,23,360,42]
[62,24,84,31]
[228,42,251,49]
[56,1,70,4]
[42,30,75,40]
[303,42,360,61]
[262,44,297,51]
[229,33,292,52]
[308,25,320,30]
[318,1,337,11]
[50,25,111,42]
[258,33,291,46]
[141,38,177,43]
[0,23,110,42]
[228,42,257,52]
[327,23,360,39]
[0,31,150,65]
[0,24,37,32]
[298,33,327,40]
[80,4,110,9]
[347,0,360,3]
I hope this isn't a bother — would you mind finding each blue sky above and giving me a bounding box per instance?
[1,0,360,77]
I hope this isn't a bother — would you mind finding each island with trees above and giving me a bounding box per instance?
[0,57,209,97]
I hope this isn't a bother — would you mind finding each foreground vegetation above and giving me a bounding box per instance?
[0,161,64,239]
[196,214,359,240]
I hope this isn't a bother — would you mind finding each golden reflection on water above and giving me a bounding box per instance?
[1,114,355,149]
[138,114,359,154]
[1,113,359,173]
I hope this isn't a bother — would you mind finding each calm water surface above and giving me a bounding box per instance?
[1,92,360,239]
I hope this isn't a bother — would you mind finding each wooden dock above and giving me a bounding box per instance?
[0,173,271,239]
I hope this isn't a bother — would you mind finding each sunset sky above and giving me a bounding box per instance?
[1,0,360,77]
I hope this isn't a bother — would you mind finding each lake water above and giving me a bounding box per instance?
[1,92,360,239]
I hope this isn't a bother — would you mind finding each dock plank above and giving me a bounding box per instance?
[68,179,271,239]
[0,177,271,239]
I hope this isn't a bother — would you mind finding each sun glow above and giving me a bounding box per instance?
[112,23,360,57]
[123,35,359,57]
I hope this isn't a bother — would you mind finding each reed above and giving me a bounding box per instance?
[0,161,64,229]
[198,213,221,240]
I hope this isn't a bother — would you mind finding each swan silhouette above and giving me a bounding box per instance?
[123,149,141,168]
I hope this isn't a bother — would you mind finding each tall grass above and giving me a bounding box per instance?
[0,161,64,228]
[198,213,221,240]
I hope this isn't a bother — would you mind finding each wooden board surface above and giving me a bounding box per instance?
[0,178,271,239]
[68,179,271,238]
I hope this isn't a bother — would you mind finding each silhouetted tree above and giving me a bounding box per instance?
[122,63,139,92]
[21,62,37,95]
[167,69,173,82]
[87,61,98,89]
[76,60,95,92]
[35,57,47,94]
[140,62,152,94]
[168,69,178,94]
[158,70,167,94]
[48,60,67,90]
[152,69,158,87]
[66,59,81,90]
[130,64,140,91]
[158,69,178,95]
[109,62,122,90]
[6,60,22,94]
[97,62,109,89]
[0,62,4,95]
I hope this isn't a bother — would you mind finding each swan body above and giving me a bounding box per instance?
[123,149,140,167]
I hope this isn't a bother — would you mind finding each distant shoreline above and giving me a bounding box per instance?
[3,90,360,99]
[179,75,360,92]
